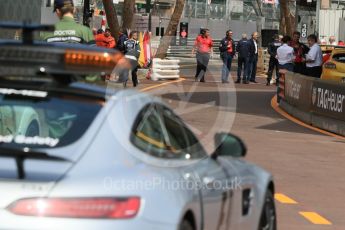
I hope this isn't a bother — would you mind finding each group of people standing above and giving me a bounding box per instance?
[95,28,116,49]
[268,31,323,85]
[192,29,260,84]
[192,28,324,85]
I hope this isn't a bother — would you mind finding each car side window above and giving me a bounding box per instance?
[182,123,207,159]
[131,105,169,158]
[161,108,189,152]
[333,53,345,63]
[161,107,207,159]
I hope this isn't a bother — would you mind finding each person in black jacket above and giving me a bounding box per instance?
[248,32,259,83]
[123,31,141,87]
[219,30,236,83]
[116,29,128,53]
[236,33,251,84]
[266,34,282,86]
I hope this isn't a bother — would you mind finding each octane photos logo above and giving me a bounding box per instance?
[104,49,237,167]
[103,175,243,192]
[313,87,345,113]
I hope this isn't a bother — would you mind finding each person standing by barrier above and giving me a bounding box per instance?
[290,31,309,75]
[266,34,282,86]
[276,36,294,72]
[304,34,323,78]
[219,30,236,83]
[236,33,251,84]
[192,29,214,82]
[248,32,259,83]
[124,31,141,87]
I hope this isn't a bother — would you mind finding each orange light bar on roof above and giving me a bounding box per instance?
[64,50,122,69]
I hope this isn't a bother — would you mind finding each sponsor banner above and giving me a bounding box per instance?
[284,73,313,112]
[311,81,345,121]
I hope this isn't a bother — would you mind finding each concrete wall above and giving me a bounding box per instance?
[41,7,59,24]
[150,17,256,39]
[184,18,257,40]
[0,0,43,39]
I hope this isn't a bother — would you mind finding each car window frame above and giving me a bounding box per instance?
[158,105,190,154]
[131,103,208,160]
[157,104,208,160]
[130,103,173,158]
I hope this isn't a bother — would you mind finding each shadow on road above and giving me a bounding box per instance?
[161,90,323,136]
[256,120,323,136]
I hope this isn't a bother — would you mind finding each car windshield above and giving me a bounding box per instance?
[0,88,102,148]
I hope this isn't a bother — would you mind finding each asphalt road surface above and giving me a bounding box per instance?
[137,62,345,229]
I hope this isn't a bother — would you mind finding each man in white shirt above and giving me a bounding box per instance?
[304,34,323,78]
[276,35,294,72]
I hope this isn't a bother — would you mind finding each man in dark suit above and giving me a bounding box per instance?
[248,32,259,83]
[267,34,282,85]
[236,33,251,84]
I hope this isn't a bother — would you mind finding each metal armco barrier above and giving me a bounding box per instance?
[151,58,180,81]
[279,72,345,136]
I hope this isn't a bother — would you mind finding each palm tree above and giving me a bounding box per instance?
[279,0,295,36]
[122,0,136,31]
[155,0,186,58]
[102,0,120,41]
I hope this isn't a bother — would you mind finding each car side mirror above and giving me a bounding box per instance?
[211,133,247,160]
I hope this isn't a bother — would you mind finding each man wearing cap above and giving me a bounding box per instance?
[42,0,95,45]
